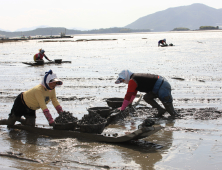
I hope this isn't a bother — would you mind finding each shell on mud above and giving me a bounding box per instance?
[54,111,78,124]
[54,111,78,130]
[78,112,107,134]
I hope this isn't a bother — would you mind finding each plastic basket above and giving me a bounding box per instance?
[53,122,77,130]
[54,59,62,63]
[106,98,123,109]
[78,121,107,134]
[87,107,112,118]
[36,60,44,65]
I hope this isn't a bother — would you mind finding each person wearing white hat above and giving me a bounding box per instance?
[0,70,63,126]
[115,69,179,118]
[158,39,167,46]
[33,49,51,61]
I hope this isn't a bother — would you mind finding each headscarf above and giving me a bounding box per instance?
[115,69,133,84]
[41,70,62,90]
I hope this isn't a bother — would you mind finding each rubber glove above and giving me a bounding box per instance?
[55,105,63,114]
[120,99,129,111]
[43,109,54,125]
[129,95,136,105]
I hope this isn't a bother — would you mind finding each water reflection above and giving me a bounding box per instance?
[6,127,60,169]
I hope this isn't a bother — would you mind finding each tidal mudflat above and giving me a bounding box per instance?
[0,31,222,169]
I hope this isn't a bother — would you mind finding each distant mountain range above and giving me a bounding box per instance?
[14,25,49,32]
[125,3,222,32]
[1,3,222,37]
[0,27,151,38]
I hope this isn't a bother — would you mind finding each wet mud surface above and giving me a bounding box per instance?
[0,32,222,169]
[1,106,221,169]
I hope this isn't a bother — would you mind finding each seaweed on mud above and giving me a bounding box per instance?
[54,111,78,123]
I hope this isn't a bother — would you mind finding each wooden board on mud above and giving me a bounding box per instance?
[9,124,163,143]
[22,61,71,66]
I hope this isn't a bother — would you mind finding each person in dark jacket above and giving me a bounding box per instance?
[115,69,179,118]
[158,39,166,46]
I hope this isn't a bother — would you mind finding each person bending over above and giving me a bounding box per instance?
[0,70,64,126]
[115,69,179,118]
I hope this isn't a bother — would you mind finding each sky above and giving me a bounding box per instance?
[1,0,222,32]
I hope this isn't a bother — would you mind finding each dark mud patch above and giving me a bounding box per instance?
[0,151,43,163]
[0,39,27,43]
[171,77,205,82]
[61,77,115,81]
[50,159,110,169]
[40,38,117,43]
[171,77,185,81]
[164,126,220,132]
[175,98,222,103]
[58,96,96,101]
[128,140,163,150]
[134,107,222,120]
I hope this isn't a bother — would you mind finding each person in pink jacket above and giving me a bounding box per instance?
[0,70,63,126]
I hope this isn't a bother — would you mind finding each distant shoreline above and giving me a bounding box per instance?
[1,30,221,43]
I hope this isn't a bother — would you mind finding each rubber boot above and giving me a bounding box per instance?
[0,115,18,126]
[163,103,179,118]
[143,97,166,117]
[19,117,35,126]
[8,115,19,125]
[25,117,35,127]
[19,118,26,125]
[0,119,9,125]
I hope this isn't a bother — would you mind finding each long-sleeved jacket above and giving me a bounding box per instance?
[23,84,60,111]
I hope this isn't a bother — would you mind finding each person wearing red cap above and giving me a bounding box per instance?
[115,69,179,118]
[0,70,63,126]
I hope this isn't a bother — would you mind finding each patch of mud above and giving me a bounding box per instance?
[171,77,205,82]
[0,39,27,43]
[175,98,222,102]
[0,151,43,163]
[134,107,222,120]
[58,96,96,101]
[40,38,117,43]
[171,77,185,81]
[61,77,115,81]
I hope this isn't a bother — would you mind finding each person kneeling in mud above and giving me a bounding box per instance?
[33,49,51,62]
[115,69,179,118]
[158,39,167,47]
[0,70,63,126]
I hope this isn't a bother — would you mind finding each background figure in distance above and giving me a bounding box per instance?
[115,69,179,118]
[158,39,167,46]
[0,70,64,126]
[33,49,51,61]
